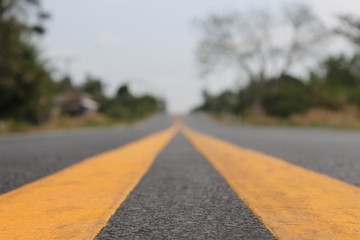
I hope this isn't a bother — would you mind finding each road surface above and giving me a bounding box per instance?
[0,114,171,194]
[0,114,359,239]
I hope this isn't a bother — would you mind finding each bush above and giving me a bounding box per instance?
[349,87,360,109]
[262,87,310,118]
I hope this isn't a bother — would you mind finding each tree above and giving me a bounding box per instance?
[306,54,360,110]
[337,15,360,48]
[261,75,310,117]
[0,0,49,38]
[56,76,73,92]
[321,55,360,87]
[195,3,328,87]
[134,95,158,117]
[81,75,104,100]
[0,0,52,123]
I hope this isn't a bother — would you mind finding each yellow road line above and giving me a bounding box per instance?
[0,125,178,240]
[182,127,360,240]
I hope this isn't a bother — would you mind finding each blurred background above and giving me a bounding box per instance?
[2,0,360,132]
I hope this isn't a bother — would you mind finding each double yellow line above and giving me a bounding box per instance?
[0,124,359,239]
[183,127,360,240]
[0,125,177,240]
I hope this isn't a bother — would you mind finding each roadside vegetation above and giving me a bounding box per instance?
[194,3,360,129]
[0,0,164,133]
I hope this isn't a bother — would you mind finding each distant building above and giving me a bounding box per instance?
[52,91,99,116]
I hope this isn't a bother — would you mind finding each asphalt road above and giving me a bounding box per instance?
[185,114,360,187]
[0,114,171,194]
[1,113,360,239]
[96,133,273,240]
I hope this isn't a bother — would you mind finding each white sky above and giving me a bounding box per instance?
[41,0,360,114]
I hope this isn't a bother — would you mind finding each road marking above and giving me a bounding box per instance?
[0,125,178,240]
[182,126,360,240]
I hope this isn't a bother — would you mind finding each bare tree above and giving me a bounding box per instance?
[337,14,360,48]
[195,3,329,88]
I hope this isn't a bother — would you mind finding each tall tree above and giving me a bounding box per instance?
[81,75,104,100]
[337,15,360,48]
[195,3,328,87]
[0,0,52,123]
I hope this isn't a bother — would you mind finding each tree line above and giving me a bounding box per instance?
[0,0,163,126]
[195,3,360,119]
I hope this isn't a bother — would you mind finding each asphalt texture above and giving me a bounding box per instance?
[185,114,360,187]
[2,113,360,239]
[95,133,274,240]
[0,114,172,194]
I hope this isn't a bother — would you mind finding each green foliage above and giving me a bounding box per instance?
[236,81,263,114]
[196,10,360,120]
[0,0,161,127]
[81,76,104,100]
[349,87,360,108]
[308,81,346,110]
[321,55,360,87]
[0,35,55,123]
[198,54,360,118]
[0,0,53,123]
[134,95,159,117]
[99,84,161,121]
[197,90,238,116]
[261,76,310,118]
[262,87,310,118]
[56,76,74,93]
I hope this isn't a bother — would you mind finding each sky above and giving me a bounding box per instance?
[41,0,360,114]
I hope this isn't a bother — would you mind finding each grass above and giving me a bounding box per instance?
[0,113,122,134]
[218,105,360,130]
